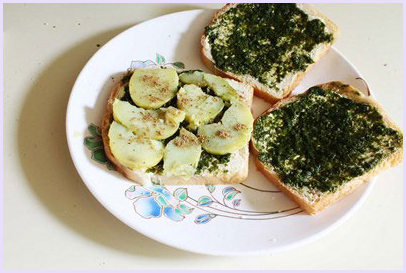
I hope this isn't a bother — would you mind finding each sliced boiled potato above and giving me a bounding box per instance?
[178,71,205,86]
[129,68,179,109]
[112,99,185,140]
[163,128,202,176]
[198,102,253,155]
[177,84,224,130]
[179,71,240,102]
[163,106,186,125]
[203,73,240,102]
[198,124,251,155]
[221,101,254,128]
[108,121,164,170]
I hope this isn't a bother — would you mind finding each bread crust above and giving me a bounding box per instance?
[201,3,339,103]
[250,82,403,214]
[101,70,254,185]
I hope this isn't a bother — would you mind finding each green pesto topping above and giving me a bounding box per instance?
[120,72,132,83]
[120,84,134,105]
[206,3,333,91]
[196,151,231,174]
[253,88,402,193]
[146,161,163,175]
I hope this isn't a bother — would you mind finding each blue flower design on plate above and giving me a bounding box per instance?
[125,185,193,222]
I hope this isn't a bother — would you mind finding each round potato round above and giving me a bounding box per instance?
[129,68,179,109]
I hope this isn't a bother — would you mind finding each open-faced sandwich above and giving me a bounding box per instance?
[251,82,403,214]
[101,67,254,185]
[201,3,339,103]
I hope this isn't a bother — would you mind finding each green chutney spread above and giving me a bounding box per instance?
[206,3,334,91]
[253,87,402,193]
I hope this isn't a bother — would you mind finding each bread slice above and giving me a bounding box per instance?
[101,70,254,185]
[201,3,339,103]
[251,81,403,214]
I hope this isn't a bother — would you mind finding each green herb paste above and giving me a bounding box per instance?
[206,4,333,90]
[253,88,402,192]
[196,151,231,174]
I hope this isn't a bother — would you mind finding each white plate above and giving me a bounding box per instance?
[66,9,374,256]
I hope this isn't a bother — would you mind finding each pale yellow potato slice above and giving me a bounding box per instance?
[163,128,202,176]
[112,99,184,140]
[177,84,224,130]
[108,121,164,170]
[198,102,253,155]
[129,68,179,109]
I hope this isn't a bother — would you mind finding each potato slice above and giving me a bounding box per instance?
[198,102,253,155]
[198,124,251,155]
[221,101,254,128]
[163,128,202,176]
[179,71,240,102]
[108,121,164,170]
[129,68,179,109]
[179,71,206,86]
[203,73,240,102]
[112,99,185,140]
[177,84,224,130]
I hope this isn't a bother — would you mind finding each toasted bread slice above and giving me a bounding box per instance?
[101,70,254,185]
[201,3,339,103]
[251,82,403,214]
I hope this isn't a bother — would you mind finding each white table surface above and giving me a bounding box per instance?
[3,3,403,270]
